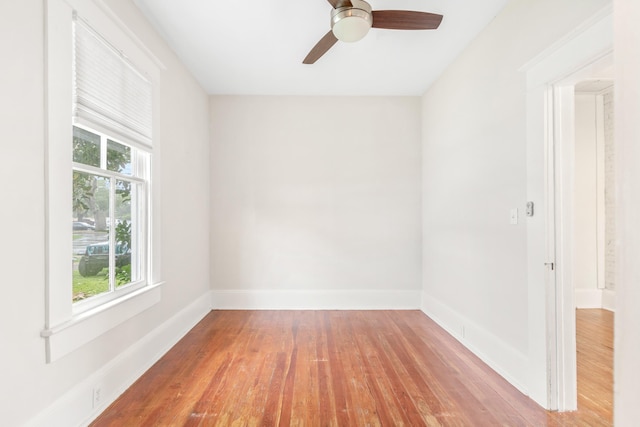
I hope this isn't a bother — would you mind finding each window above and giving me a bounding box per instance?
[72,125,149,309]
[43,0,163,362]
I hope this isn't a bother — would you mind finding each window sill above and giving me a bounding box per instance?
[41,282,163,363]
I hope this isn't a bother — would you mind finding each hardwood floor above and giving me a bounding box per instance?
[575,309,614,423]
[91,310,613,426]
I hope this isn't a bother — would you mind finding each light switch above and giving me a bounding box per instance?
[510,208,518,225]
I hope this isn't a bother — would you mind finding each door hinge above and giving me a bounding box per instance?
[545,262,555,270]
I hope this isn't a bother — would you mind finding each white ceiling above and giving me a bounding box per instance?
[133,0,510,96]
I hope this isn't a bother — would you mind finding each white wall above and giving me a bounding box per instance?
[573,93,602,309]
[614,0,640,424]
[574,93,599,292]
[573,90,616,309]
[209,96,422,308]
[0,1,211,425]
[420,0,610,399]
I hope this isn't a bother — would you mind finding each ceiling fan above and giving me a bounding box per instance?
[303,0,443,64]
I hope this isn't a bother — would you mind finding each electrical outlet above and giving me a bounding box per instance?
[93,385,103,409]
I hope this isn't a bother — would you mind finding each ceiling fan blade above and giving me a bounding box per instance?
[371,10,443,30]
[327,0,352,8]
[303,30,339,64]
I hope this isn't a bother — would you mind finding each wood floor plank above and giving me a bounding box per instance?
[91,309,613,426]
[322,312,353,426]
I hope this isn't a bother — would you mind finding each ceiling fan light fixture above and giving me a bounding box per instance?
[331,3,372,43]
[303,0,443,64]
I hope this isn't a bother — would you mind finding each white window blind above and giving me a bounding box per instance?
[73,15,152,148]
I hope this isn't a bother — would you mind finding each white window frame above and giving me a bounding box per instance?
[42,0,165,363]
[71,124,149,314]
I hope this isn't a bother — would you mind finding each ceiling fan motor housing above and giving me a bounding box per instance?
[331,0,372,42]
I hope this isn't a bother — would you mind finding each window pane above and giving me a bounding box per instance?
[107,140,132,175]
[73,173,110,302]
[115,179,138,287]
[73,126,101,167]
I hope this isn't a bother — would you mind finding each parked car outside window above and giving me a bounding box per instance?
[78,242,130,277]
[73,221,95,230]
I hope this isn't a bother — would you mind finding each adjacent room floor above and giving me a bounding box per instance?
[91,309,613,426]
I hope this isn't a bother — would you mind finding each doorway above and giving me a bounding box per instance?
[522,5,613,411]
[546,52,613,410]
[572,77,615,420]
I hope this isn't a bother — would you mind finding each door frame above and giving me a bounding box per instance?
[522,7,613,410]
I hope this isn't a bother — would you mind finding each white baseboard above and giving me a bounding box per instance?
[602,289,616,312]
[26,291,213,427]
[211,289,422,310]
[420,292,529,396]
[574,289,603,308]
